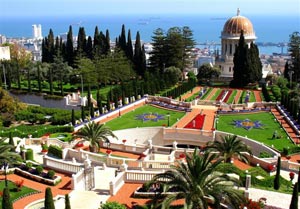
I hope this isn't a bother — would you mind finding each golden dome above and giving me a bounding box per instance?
[222,9,255,37]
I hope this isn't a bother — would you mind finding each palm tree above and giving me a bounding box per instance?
[147,149,245,209]
[74,121,117,152]
[0,137,22,165]
[205,135,252,163]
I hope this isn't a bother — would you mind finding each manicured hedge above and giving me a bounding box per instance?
[48,145,63,159]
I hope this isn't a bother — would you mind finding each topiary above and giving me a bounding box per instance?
[47,170,55,179]
[35,165,43,175]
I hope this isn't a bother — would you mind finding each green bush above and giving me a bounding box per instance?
[48,145,63,159]
[100,201,126,209]
[25,149,34,161]
[25,162,32,171]
[47,170,55,179]
[259,151,273,158]
[36,165,43,175]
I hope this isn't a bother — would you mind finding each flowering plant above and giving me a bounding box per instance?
[122,139,127,143]
[106,150,112,155]
[15,179,24,191]
[289,172,295,181]
[179,153,186,159]
[267,164,275,172]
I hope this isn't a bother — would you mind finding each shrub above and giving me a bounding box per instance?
[259,151,273,158]
[100,201,127,209]
[48,145,63,159]
[36,165,43,175]
[25,162,33,171]
[25,148,34,161]
[47,170,55,179]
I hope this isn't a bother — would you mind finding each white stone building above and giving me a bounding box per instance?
[216,9,257,78]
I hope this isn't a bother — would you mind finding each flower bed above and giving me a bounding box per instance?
[223,90,233,103]
[184,114,206,130]
[14,166,61,186]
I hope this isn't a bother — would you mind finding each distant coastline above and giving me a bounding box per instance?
[0,14,298,55]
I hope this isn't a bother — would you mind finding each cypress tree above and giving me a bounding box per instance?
[274,156,281,190]
[126,29,133,61]
[97,89,103,114]
[90,104,94,118]
[290,182,299,209]
[2,187,13,209]
[65,193,71,209]
[105,29,110,54]
[77,27,87,58]
[231,30,247,87]
[9,132,15,152]
[44,187,55,209]
[86,36,93,59]
[81,106,85,121]
[118,24,127,51]
[65,26,74,66]
[133,31,144,76]
[93,26,100,57]
[71,109,75,126]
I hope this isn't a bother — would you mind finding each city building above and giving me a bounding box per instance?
[216,9,257,78]
[32,24,43,40]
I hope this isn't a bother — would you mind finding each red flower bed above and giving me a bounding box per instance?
[179,153,186,159]
[106,150,112,155]
[223,90,233,103]
[216,90,226,101]
[184,114,206,130]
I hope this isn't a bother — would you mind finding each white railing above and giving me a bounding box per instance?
[124,170,162,183]
[109,172,125,195]
[43,155,83,174]
[71,169,85,190]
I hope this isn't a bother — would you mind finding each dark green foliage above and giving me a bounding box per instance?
[149,27,195,73]
[133,31,146,77]
[100,201,126,209]
[65,193,71,209]
[47,170,56,179]
[71,109,75,126]
[274,156,281,190]
[36,165,43,175]
[231,31,262,87]
[2,187,13,209]
[25,148,34,161]
[81,106,85,121]
[44,187,55,209]
[126,29,133,60]
[48,145,63,159]
[65,26,74,66]
[288,32,300,83]
[290,182,299,209]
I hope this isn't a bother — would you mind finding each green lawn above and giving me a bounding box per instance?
[0,180,38,207]
[105,105,186,131]
[216,112,296,151]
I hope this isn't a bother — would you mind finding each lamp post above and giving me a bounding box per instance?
[288,70,294,88]
[3,161,8,187]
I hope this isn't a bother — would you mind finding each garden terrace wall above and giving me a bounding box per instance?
[43,155,83,174]
[215,131,279,157]
[74,97,147,132]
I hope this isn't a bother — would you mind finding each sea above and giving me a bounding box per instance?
[0,14,299,55]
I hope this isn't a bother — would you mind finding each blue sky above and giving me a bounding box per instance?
[1,0,299,17]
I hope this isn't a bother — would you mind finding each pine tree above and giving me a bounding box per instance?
[149,28,166,73]
[2,187,13,209]
[288,32,300,83]
[290,182,299,209]
[44,187,55,209]
[274,156,281,190]
[65,193,71,209]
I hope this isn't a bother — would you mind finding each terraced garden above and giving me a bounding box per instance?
[216,112,296,151]
[185,87,262,104]
[105,105,186,131]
